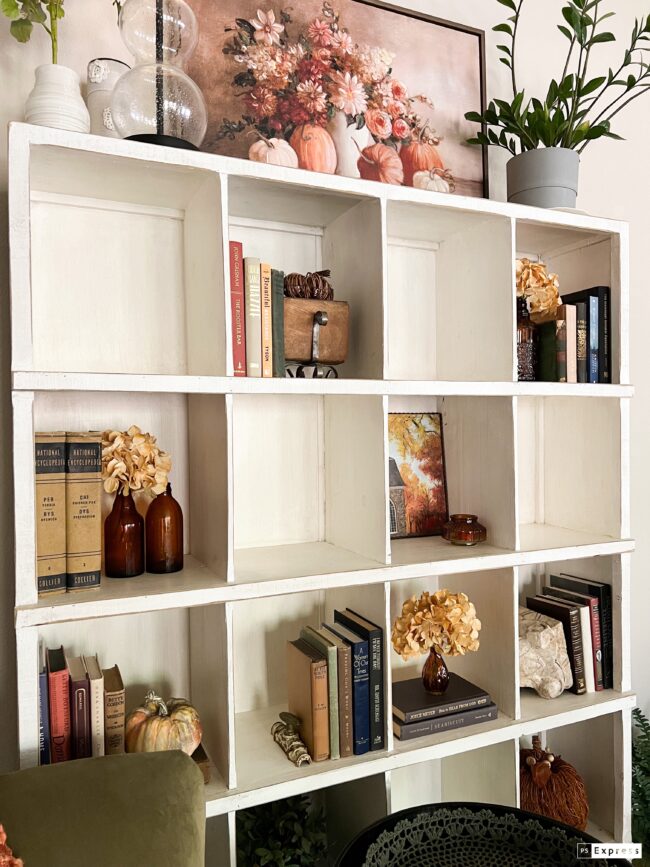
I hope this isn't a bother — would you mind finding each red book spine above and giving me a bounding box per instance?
[230,241,246,377]
[48,669,71,762]
[588,598,604,690]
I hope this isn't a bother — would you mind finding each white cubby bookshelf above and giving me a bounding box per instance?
[8,122,634,863]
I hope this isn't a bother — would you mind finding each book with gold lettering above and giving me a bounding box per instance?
[35,432,67,595]
[66,432,102,591]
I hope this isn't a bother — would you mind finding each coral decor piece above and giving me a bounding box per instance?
[520,735,589,831]
[516,258,562,324]
[0,826,23,867]
[101,425,171,496]
[392,590,482,661]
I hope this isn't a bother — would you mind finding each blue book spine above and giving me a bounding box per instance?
[589,296,599,383]
[351,640,370,755]
[39,669,51,765]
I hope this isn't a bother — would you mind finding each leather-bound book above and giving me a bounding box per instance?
[286,639,329,762]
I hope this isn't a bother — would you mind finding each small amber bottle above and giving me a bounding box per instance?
[145,483,184,574]
[517,296,536,381]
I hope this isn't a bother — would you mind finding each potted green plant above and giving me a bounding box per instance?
[2,0,90,132]
[236,795,327,866]
[633,708,650,864]
[466,0,650,208]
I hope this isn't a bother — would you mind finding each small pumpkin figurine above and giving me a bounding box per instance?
[125,690,202,756]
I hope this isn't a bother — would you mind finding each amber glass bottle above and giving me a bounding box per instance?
[145,483,184,574]
[517,296,536,381]
[104,490,145,578]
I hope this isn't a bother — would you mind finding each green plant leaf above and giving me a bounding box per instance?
[558,24,573,40]
[493,22,513,35]
[1,0,20,20]
[464,111,484,123]
[497,43,512,56]
[591,31,616,44]
[9,16,32,41]
[499,57,512,68]
[580,75,606,95]
[496,0,517,9]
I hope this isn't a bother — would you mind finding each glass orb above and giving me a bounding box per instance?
[119,0,198,65]
[111,63,207,148]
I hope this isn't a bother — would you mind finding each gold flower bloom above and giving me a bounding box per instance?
[516,258,562,323]
[101,426,172,496]
[391,589,482,661]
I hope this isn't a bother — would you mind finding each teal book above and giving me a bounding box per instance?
[271,269,286,378]
[300,626,340,759]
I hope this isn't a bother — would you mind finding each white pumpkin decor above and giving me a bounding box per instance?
[249,136,299,168]
[412,168,456,195]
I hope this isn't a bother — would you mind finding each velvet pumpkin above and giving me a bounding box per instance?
[249,136,299,168]
[125,691,202,756]
[401,139,444,186]
[357,143,404,185]
[289,124,337,174]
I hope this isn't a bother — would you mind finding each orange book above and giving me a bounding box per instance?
[286,639,329,762]
[47,646,71,763]
[261,262,273,378]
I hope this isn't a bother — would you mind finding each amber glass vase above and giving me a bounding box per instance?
[145,483,184,574]
[421,646,450,694]
[104,490,144,578]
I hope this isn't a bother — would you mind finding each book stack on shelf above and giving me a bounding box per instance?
[40,646,124,766]
[392,673,496,741]
[230,241,285,379]
[538,287,611,383]
[286,609,385,762]
[526,573,613,696]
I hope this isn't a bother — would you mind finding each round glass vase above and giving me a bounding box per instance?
[104,489,145,578]
[421,646,450,694]
[145,483,184,574]
[442,514,487,547]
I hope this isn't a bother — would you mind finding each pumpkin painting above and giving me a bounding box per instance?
[400,139,445,187]
[357,144,404,185]
[125,690,202,756]
[289,125,337,174]
[248,136,299,168]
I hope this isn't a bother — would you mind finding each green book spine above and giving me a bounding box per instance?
[300,626,340,759]
[271,269,285,378]
[537,321,557,382]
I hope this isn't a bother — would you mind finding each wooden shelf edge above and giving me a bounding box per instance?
[12,371,634,399]
[204,692,635,818]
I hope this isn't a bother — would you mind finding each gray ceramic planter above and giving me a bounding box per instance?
[507,147,580,209]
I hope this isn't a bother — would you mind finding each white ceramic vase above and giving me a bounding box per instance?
[25,64,90,133]
[327,110,372,178]
[87,58,130,137]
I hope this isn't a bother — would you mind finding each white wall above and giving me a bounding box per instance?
[0,0,647,774]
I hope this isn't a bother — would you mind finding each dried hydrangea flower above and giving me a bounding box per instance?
[516,258,562,323]
[391,589,482,661]
[101,425,172,496]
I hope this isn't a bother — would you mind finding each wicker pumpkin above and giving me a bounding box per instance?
[520,736,589,830]
[290,124,337,173]
[125,690,202,756]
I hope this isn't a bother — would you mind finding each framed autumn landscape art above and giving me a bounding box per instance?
[388,413,449,539]
[187,1,487,196]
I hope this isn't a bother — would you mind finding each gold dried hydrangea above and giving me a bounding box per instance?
[102,425,172,496]
[516,258,562,323]
[391,590,481,661]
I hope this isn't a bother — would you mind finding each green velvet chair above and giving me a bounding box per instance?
[0,751,205,867]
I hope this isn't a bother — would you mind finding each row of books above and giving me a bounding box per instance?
[392,673,496,741]
[287,609,385,761]
[36,431,102,596]
[40,646,124,765]
[538,286,610,383]
[230,241,285,378]
[526,572,614,695]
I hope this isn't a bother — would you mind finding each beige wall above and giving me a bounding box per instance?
[0,0,647,773]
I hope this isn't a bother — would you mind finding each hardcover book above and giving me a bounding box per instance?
[393,702,497,741]
[556,304,577,383]
[318,625,353,758]
[555,310,567,383]
[244,257,262,377]
[35,432,67,595]
[229,241,246,377]
[563,287,610,383]
[541,588,594,693]
[271,269,286,378]
[334,609,385,750]
[47,645,71,763]
[67,655,92,759]
[323,622,370,755]
[286,639,330,762]
[103,665,125,755]
[83,654,105,756]
[537,322,557,382]
[65,432,102,591]
[551,573,613,689]
[589,295,599,383]
[38,665,51,766]
[261,262,273,378]
[543,583,603,690]
[576,302,588,383]
[300,626,340,760]
[392,673,491,724]
[526,595,586,694]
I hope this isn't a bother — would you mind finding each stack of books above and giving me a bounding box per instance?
[526,572,613,695]
[286,609,385,761]
[537,286,610,383]
[392,673,496,741]
[35,431,102,596]
[230,241,286,379]
[39,646,124,765]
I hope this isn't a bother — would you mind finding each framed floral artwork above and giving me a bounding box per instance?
[188,1,487,196]
[388,413,449,539]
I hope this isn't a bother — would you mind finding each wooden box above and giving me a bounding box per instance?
[284,298,350,365]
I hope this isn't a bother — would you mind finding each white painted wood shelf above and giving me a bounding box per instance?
[8,123,634,862]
